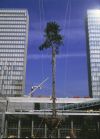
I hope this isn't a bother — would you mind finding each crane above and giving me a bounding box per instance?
[29,77,49,97]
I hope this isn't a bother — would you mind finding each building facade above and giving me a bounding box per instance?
[0,97,100,138]
[86,10,100,98]
[0,9,29,96]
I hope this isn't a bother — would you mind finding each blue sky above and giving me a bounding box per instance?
[0,0,100,97]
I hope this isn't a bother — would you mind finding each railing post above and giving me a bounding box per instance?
[44,123,47,138]
[58,128,60,138]
[71,119,74,129]
[18,119,21,138]
[31,119,34,137]
[4,119,8,138]
[97,121,100,138]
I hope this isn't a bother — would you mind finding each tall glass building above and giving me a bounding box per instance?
[0,9,29,97]
[86,10,100,98]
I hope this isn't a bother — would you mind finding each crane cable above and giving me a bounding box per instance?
[63,0,70,97]
[63,0,71,97]
[34,0,45,134]
[63,0,70,36]
[41,0,45,79]
[39,0,45,79]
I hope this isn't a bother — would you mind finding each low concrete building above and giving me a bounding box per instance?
[0,96,100,138]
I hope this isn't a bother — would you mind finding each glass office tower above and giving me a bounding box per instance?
[0,9,29,96]
[86,10,100,98]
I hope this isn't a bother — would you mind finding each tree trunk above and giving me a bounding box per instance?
[52,46,56,117]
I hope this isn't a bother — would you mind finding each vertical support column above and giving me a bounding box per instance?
[1,113,5,138]
[31,119,34,137]
[71,119,74,129]
[97,121,100,138]
[97,121,99,129]
[58,128,60,138]
[18,119,21,138]
[44,123,47,138]
[4,119,8,138]
[70,119,77,138]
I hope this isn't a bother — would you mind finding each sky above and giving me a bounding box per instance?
[0,0,100,97]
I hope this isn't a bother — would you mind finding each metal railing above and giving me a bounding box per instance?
[59,99,100,110]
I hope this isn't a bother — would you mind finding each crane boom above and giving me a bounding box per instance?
[29,77,49,97]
